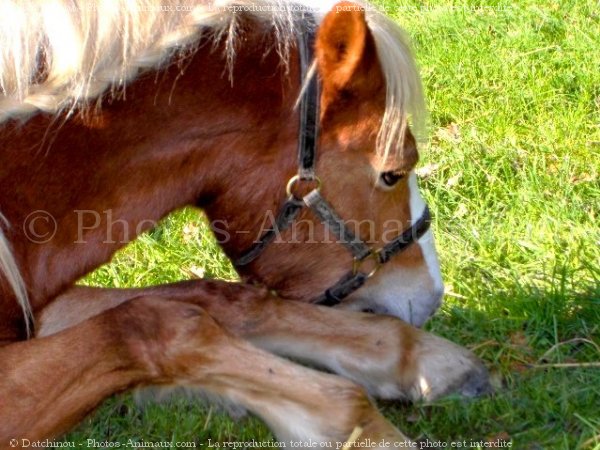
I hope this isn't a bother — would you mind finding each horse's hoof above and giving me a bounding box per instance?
[407,332,492,402]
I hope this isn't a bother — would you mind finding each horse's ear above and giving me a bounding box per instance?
[315,3,373,93]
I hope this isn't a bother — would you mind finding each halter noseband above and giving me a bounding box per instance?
[235,17,431,307]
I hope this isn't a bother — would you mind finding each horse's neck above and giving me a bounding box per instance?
[1,29,298,312]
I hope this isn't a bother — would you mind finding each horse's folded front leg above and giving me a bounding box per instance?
[29,294,412,446]
[36,291,413,446]
[0,297,209,443]
[167,320,413,447]
[40,280,490,402]
[244,301,492,402]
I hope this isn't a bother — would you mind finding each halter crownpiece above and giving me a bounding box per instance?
[235,14,431,306]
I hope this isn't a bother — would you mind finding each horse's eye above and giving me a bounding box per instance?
[380,171,405,187]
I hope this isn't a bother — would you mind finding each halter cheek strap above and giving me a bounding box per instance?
[234,16,431,306]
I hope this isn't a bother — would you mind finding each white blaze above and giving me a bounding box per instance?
[342,172,444,327]
[408,173,444,297]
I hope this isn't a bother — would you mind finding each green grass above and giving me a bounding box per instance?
[61,1,599,449]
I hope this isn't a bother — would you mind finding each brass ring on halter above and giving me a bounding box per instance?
[352,250,381,278]
[286,174,322,199]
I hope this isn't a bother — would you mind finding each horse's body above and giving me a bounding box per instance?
[0,0,488,444]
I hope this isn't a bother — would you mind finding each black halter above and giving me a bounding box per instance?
[235,18,431,307]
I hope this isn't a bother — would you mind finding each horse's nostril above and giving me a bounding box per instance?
[361,306,391,315]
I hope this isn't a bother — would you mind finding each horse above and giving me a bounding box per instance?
[0,0,490,445]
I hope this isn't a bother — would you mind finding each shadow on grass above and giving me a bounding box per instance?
[393,283,600,449]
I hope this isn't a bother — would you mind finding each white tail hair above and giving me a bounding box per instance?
[0,213,32,337]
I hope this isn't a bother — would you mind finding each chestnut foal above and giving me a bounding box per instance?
[0,1,488,445]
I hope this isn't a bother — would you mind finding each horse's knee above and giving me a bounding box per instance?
[105,296,225,381]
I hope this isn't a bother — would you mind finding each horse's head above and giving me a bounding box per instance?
[206,5,443,327]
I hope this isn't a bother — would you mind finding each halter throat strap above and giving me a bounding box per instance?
[296,14,320,180]
[235,15,318,267]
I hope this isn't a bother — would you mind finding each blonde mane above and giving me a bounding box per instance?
[0,0,424,336]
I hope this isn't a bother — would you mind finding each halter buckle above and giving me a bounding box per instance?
[352,250,381,279]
